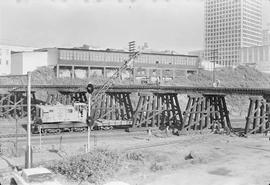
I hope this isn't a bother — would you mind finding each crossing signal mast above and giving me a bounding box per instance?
[86,41,140,127]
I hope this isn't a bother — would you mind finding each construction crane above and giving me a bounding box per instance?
[91,51,140,105]
[87,41,141,127]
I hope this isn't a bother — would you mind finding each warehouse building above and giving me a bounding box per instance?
[10,47,200,82]
[37,48,200,82]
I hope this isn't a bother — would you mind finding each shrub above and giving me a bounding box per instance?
[46,148,121,184]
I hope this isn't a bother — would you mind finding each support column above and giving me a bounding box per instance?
[103,67,106,78]
[88,66,91,78]
[56,65,60,78]
[71,66,75,79]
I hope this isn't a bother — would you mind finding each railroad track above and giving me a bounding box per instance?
[1,84,270,95]
[0,129,146,139]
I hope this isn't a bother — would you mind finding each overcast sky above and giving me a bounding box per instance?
[0,0,270,54]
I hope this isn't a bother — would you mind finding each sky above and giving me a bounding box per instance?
[0,0,270,54]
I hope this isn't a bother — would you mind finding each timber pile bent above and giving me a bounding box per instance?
[1,84,270,136]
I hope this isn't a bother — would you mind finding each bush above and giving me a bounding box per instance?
[46,148,121,184]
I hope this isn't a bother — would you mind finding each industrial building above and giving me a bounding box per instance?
[204,0,263,67]
[32,48,200,82]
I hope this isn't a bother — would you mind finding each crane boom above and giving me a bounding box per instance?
[91,51,140,106]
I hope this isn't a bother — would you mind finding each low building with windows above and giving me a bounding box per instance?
[42,48,200,82]
[240,45,270,73]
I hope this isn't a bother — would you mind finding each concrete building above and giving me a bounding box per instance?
[240,45,270,73]
[263,29,270,45]
[11,51,48,75]
[40,48,200,82]
[188,50,225,71]
[0,44,35,75]
[204,0,263,67]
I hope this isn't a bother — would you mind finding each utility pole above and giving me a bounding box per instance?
[87,93,91,152]
[129,41,136,83]
[26,72,32,168]
[86,83,94,152]
[212,49,218,87]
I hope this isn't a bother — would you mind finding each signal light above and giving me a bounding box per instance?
[86,83,94,94]
[86,116,94,127]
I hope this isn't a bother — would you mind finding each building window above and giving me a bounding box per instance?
[6,60,8,65]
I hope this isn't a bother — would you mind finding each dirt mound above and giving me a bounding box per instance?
[1,65,270,88]
[187,65,270,88]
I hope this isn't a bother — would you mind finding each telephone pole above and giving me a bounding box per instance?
[212,49,218,87]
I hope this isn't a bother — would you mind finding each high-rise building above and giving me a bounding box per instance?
[263,29,270,45]
[204,0,263,67]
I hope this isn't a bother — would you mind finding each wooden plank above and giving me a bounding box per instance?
[253,99,260,133]
[182,96,192,130]
[186,97,196,131]
[151,95,157,127]
[221,96,232,130]
[138,96,147,126]
[157,95,161,128]
[126,93,134,119]
[132,96,143,127]
[245,98,255,134]
[174,94,183,129]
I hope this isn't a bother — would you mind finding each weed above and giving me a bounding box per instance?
[150,162,163,172]
[125,152,144,162]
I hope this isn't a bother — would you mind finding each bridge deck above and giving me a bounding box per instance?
[0,85,270,96]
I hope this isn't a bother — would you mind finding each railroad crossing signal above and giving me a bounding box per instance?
[86,83,94,94]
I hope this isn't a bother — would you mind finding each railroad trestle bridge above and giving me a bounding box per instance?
[1,85,270,135]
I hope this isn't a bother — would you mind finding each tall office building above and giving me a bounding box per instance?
[204,0,263,67]
[263,29,270,45]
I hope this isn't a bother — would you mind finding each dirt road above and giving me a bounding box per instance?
[141,135,270,185]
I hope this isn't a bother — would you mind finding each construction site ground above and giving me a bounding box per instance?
[1,120,270,185]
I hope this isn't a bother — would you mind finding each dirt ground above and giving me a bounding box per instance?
[1,126,270,185]
[2,134,270,185]
[105,134,270,185]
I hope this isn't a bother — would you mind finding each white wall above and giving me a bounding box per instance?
[22,52,48,74]
[11,53,23,75]
[0,44,36,75]
[199,60,224,71]
[47,48,58,66]
[0,48,11,75]
[11,51,48,75]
